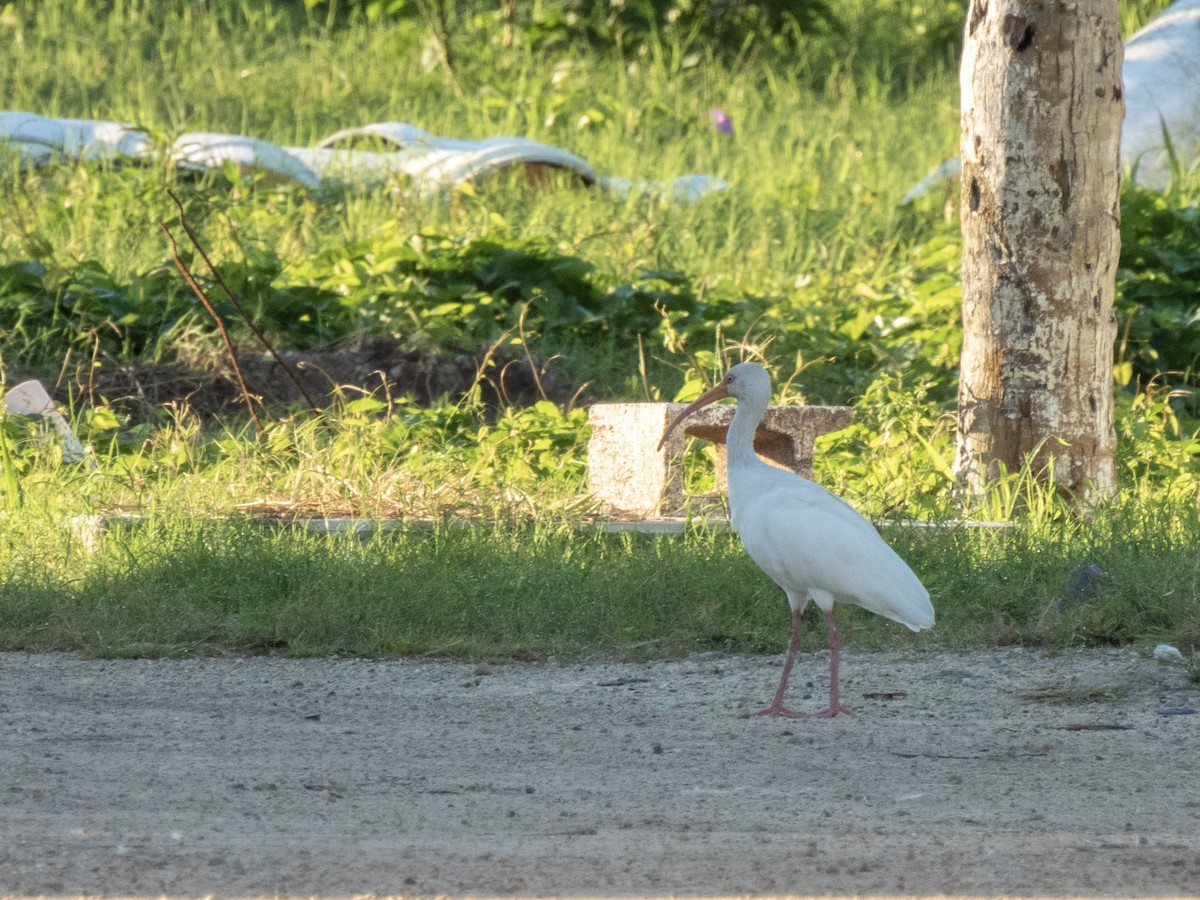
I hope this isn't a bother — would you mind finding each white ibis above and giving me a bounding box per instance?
[659,362,934,718]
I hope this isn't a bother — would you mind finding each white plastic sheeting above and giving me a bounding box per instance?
[1123,0,1200,187]
[902,0,1200,201]
[0,111,727,201]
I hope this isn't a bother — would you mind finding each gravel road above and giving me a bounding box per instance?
[2,647,1198,898]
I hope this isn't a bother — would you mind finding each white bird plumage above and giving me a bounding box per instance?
[659,361,933,718]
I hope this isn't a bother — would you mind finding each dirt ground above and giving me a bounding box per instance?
[49,338,578,424]
[2,646,1198,899]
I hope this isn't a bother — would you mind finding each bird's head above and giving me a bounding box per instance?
[656,362,771,450]
[721,361,771,401]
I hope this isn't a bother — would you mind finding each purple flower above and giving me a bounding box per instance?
[709,108,733,135]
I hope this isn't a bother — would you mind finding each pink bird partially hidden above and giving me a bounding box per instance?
[659,362,933,718]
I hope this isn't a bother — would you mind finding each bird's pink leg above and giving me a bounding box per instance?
[754,607,806,718]
[811,610,853,718]
[754,609,853,719]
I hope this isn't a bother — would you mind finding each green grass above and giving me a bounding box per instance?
[2,503,1198,661]
[1,0,1198,667]
[0,517,782,659]
[3,1,1189,408]
[1,0,962,397]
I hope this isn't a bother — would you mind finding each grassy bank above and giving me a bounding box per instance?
[1,0,1197,669]
[3,506,1198,662]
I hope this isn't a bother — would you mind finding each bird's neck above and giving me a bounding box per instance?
[726,395,768,470]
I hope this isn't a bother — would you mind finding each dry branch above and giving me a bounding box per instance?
[164,189,320,413]
[158,221,263,433]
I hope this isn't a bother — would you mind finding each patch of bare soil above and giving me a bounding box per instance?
[56,338,581,422]
[2,647,1198,898]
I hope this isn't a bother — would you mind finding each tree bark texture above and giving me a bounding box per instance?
[956,0,1123,499]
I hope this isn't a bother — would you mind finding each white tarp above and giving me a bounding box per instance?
[0,111,726,201]
[902,0,1200,201]
[1122,0,1200,187]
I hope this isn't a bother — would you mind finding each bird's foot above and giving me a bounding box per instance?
[808,703,854,719]
[753,702,853,719]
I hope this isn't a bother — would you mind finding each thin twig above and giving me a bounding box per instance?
[469,337,507,407]
[637,334,651,401]
[501,0,516,47]
[158,222,264,434]
[435,0,454,71]
[516,303,548,401]
[422,0,463,95]
[164,189,320,412]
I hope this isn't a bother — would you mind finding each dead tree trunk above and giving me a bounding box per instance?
[955,0,1124,501]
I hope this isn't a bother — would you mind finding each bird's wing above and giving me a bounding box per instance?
[734,475,933,631]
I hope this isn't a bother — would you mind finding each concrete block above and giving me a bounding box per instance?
[587,402,854,516]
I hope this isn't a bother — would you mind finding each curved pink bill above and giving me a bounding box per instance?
[655,380,731,451]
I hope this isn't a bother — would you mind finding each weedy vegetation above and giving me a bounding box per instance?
[1,0,1198,666]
